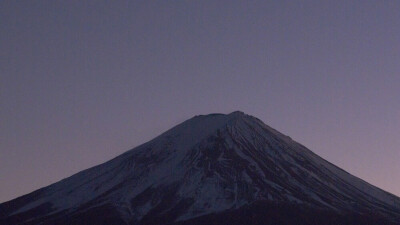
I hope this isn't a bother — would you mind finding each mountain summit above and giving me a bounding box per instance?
[1,112,400,225]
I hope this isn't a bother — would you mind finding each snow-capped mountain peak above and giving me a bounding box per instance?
[1,112,400,225]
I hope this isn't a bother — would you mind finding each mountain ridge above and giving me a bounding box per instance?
[1,111,400,225]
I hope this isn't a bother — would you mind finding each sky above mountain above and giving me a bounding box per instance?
[1,0,399,203]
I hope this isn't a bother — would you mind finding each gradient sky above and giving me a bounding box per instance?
[1,0,399,203]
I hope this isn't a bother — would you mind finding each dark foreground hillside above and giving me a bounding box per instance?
[2,201,398,225]
[174,201,400,225]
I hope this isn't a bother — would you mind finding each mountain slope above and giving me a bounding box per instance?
[1,111,400,225]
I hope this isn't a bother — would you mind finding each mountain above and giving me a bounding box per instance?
[1,111,400,225]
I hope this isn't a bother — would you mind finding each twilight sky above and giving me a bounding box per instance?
[1,0,399,203]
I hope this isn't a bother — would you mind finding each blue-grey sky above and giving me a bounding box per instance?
[1,0,399,203]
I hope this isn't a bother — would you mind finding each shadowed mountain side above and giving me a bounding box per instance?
[1,112,400,225]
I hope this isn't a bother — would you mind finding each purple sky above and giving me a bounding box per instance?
[1,0,399,203]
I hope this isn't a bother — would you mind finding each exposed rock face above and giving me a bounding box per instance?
[1,112,400,225]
